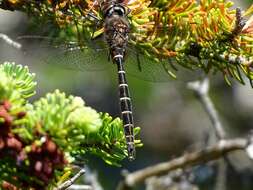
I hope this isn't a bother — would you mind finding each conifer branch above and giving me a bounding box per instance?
[0,62,141,189]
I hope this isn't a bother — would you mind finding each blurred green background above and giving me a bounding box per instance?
[0,0,253,189]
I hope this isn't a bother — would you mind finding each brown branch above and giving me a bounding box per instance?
[117,138,248,190]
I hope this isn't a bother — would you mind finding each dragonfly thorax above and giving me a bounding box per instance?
[104,7,129,61]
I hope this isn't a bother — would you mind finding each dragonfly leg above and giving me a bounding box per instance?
[84,12,103,39]
[136,53,142,72]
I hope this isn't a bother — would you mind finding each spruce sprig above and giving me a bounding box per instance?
[0,62,141,189]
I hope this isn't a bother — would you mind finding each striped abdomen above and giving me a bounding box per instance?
[115,55,135,161]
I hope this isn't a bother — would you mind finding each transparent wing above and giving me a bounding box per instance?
[124,48,178,82]
[19,36,199,82]
[19,36,111,71]
[44,45,111,71]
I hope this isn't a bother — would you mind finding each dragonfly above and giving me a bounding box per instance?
[19,0,194,161]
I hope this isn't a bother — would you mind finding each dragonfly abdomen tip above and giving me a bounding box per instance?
[127,143,136,161]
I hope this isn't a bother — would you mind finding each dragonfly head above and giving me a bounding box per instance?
[101,0,127,18]
[106,5,126,17]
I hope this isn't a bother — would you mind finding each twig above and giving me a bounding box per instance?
[188,78,229,190]
[246,132,253,159]
[145,169,197,190]
[214,159,227,190]
[230,8,245,40]
[66,185,93,190]
[82,167,103,190]
[55,168,89,190]
[187,78,226,139]
[0,33,21,49]
[117,138,248,190]
[216,53,253,67]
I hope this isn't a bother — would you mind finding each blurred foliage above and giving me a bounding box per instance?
[0,62,142,189]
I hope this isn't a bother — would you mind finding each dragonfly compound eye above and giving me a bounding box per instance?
[113,6,126,16]
[105,4,126,17]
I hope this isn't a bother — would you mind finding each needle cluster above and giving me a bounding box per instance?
[1,0,253,85]
[0,62,141,189]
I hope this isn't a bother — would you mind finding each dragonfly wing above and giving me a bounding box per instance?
[124,48,177,82]
[19,36,111,71]
[44,45,111,71]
